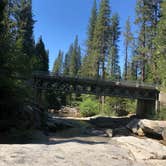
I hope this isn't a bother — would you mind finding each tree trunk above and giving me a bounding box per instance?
[124,45,128,80]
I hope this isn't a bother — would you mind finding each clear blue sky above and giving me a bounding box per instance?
[32,0,137,71]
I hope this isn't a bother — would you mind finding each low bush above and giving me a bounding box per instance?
[152,108,166,120]
[79,97,100,117]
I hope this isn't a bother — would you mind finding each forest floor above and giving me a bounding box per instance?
[0,116,166,166]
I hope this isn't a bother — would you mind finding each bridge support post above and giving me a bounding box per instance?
[136,99,159,118]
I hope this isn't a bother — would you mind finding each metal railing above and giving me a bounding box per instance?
[33,71,159,90]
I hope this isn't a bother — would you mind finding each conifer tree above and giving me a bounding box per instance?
[13,0,35,74]
[69,36,81,76]
[81,0,97,77]
[87,0,97,55]
[0,0,9,69]
[63,53,70,75]
[108,13,121,79]
[92,0,111,79]
[154,0,166,86]
[35,36,49,72]
[123,17,133,80]
[53,50,63,74]
[63,44,73,75]
[135,0,162,82]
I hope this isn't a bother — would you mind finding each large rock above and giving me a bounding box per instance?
[113,136,166,161]
[126,118,140,134]
[0,136,166,166]
[139,119,166,140]
[19,105,43,129]
[127,119,166,140]
[46,117,76,132]
[90,116,134,128]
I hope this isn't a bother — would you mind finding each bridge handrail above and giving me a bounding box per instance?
[33,71,159,90]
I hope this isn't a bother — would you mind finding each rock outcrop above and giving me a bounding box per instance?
[90,116,136,128]
[113,136,166,161]
[127,119,166,140]
[46,117,75,132]
[0,135,166,166]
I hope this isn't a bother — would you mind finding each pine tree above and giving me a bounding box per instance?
[92,0,111,79]
[69,36,81,76]
[87,0,97,55]
[63,44,73,75]
[76,46,81,75]
[0,0,9,69]
[108,13,121,79]
[123,17,133,80]
[35,36,49,72]
[63,53,70,75]
[154,0,166,86]
[135,0,162,82]
[13,0,35,74]
[53,50,63,74]
[81,0,97,77]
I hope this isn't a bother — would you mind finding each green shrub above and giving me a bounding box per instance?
[152,108,166,120]
[125,99,137,114]
[79,98,100,117]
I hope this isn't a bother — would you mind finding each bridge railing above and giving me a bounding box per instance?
[33,71,159,90]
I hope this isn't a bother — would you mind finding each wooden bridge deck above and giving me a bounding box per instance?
[33,72,159,101]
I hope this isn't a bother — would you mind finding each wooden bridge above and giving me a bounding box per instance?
[33,71,160,117]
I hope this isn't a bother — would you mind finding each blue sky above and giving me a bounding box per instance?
[32,0,137,71]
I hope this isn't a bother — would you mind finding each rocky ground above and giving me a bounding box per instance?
[0,115,166,166]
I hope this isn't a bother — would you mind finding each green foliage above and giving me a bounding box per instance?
[148,108,166,120]
[35,37,49,72]
[78,96,136,117]
[62,36,81,76]
[53,50,63,74]
[100,102,116,116]
[123,17,133,80]
[135,0,162,82]
[63,53,70,75]
[69,36,81,76]
[80,0,97,78]
[86,0,97,52]
[108,14,121,79]
[0,0,49,130]
[157,108,166,120]
[79,96,100,117]
[125,99,137,114]
[153,0,166,87]
[92,0,111,78]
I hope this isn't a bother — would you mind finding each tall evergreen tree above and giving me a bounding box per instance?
[135,0,162,82]
[13,0,35,74]
[69,36,81,76]
[81,0,97,77]
[108,13,121,79]
[63,44,73,75]
[87,0,97,55]
[35,36,49,72]
[123,17,133,80]
[154,0,166,86]
[53,50,63,74]
[0,0,9,70]
[63,53,70,75]
[92,0,111,79]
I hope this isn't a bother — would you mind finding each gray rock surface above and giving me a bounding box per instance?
[139,119,166,140]
[127,119,166,140]
[0,136,166,166]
